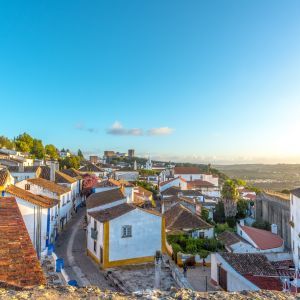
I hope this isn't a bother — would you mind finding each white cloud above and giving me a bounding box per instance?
[106,121,143,136]
[147,127,174,136]
[106,122,174,137]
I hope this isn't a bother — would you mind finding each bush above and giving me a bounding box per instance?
[215,223,233,234]
[171,243,182,263]
[199,249,209,259]
[186,239,198,254]
[225,216,237,228]
[252,220,271,231]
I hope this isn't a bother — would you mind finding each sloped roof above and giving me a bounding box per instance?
[290,187,300,198]
[79,164,103,173]
[60,168,82,179]
[160,177,186,187]
[187,180,215,189]
[161,186,181,196]
[174,167,202,174]
[86,188,126,209]
[94,178,121,188]
[219,253,282,291]
[28,178,70,195]
[55,171,77,184]
[164,203,212,232]
[240,225,283,250]
[134,186,152,197]
[39,166,51,180]
[217,231,249,248]
[6,185,58,208]
[89,203,136,222]
[0,197,46,287]
[8,166,40,173]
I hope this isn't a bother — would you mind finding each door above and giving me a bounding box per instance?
[218,265,227,291]
[100,246,103,264]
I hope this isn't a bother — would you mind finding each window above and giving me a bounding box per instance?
[94,220,97,230]
[94,240,97,252]
[198,232,205,238]
[122,225,132,238]
[25,184,30,191]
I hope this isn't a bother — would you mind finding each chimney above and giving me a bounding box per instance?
[271,224,278,235]
[239,219,245,226]
[49,160,59,182]
[18,163,24,173]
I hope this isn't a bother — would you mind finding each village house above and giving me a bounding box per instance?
[114,170,139,182]
[164,203,214,238]
[236,221,284,253]
[173,166,219,186]
[0,197,46,288]
[217,231,256,253]
[211,253,282,292]
[133,185,154,208]
[187,180,220,197]
[159,177,187,192]
[4,185,59,256]
[161,195,202,215]
[86,187,165,268]
[16,178,72,230]
[79,163,105,178]
[8,165,41,182]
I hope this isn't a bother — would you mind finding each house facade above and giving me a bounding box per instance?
[290,188,300,268]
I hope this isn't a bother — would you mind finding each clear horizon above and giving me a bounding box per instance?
[1,1,300,164]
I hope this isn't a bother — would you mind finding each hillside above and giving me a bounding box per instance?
[215,164,300,191]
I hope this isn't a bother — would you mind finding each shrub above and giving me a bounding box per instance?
[215,223,233,234]
[198,249,209,259]
[252,220,271,231]
[225,216,237,228]
[185,239,198,254]
[171,243,182,263]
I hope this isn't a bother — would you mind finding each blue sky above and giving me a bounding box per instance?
[1,1,300,164]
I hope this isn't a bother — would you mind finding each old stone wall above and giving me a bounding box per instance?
[256,191,291,249]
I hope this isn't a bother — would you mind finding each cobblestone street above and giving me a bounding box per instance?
[55,206,117,290]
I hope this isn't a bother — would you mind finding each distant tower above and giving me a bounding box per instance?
[145,155,152,170]
[128,149,135,158]
[133,160,137,170]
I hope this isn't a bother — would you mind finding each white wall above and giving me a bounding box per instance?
[211,253,259,292]
[94,186,118,193]
[160,178,187,192]
[109,209,162,261]
[10,172,37,183]
[290,193,300,267]
[87,216,104,261]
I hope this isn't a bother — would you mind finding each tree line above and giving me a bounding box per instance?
[0,133,84,169]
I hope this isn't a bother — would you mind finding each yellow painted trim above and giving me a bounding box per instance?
[103,221,110,268]
[103,256,154,268]
[161,216,167,254]
[87,249,100,264]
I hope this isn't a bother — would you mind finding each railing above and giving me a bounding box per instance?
[91,228,98,240]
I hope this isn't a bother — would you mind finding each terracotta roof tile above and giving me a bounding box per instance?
[164,203,212,232]
[240,225,283,250]
[55,171,77,184]
[187,180,215,189]
[6,185,58,208]
[89,203,135,222]
[86,188,126,209]
[8,166,40,173]
[0,169,9,186]
[28,178,70,195]
[217,231,250,248]
[79,164,103,173]
[0,197,46,287]
[60,168,82,179]
[160,177,186,187]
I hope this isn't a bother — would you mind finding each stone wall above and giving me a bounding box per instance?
[0,286,296,300]
[256,191,291,249]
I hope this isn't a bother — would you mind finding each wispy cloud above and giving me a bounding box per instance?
[147,127,174,136]
[106,121,174,137]
[106,121,143,136]
[75,123,99,133]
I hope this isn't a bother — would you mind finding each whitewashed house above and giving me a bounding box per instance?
[86,187,165,268]
[159,177,187,192]
[8,165,41,182]
[164,203,214,238]
[16,178,72,230]
[236,221,284,253]
[4,185,59,257]
[114,170,139,182]
[87,203,164,268]
[211,253,282,291]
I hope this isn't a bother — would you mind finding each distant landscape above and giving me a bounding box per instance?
[214,164,300,191]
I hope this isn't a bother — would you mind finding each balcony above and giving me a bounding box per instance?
[91,228,98,240]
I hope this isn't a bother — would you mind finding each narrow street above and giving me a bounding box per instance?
[55,206,117,290]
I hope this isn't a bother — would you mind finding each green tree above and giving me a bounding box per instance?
[15,133,34,153]
[59,155,81,170]
[221,179,239,201]
[214,201,225,223]
[236,199,248,219]
[45,144,59,160]
[77,149,84,159]
[0,136,15,149]
[31,139,45,159]
[201,207,210,222]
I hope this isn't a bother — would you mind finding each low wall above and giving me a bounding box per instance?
[265,252,293,262]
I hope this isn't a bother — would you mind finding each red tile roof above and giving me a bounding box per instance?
[240,225,283,250]
[28,178,70,195]
[187,180,215,189]
[0,168,9,186]
[0,197,46,287]
[174,167,202,174]
[6,185,59,208]
[160,177,186,187]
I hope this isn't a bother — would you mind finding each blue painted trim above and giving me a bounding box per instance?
[46,208,50,247]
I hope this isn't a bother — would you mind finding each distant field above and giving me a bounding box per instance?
[214,164,300,191]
